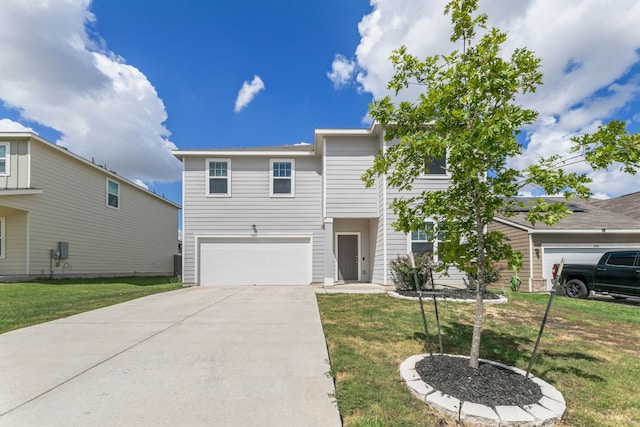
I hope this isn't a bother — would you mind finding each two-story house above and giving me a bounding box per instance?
[174,123,458,287]
[0,132,180,280]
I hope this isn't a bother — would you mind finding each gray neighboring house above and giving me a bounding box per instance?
[0,133,180,280]
[490,192,640,292]
[174,124,464,287]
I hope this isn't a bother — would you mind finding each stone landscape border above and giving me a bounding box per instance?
[388,291,509,304]
[400,354,566,426]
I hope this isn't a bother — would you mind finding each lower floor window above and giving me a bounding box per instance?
[410,220,445,258]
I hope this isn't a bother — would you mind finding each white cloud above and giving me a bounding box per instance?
[327,54,356,88]
[0,0,181,185]
[0,119,35,132]
[234,75,265,113]
[348,0,640,197]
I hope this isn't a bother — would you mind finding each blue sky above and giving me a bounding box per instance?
[1,0,639,212]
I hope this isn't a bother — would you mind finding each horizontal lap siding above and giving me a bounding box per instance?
[325,137,378,218]
[488,221,530,290]
[182,156,323,284]
[371,174,386,284]
[0,140,29,190]
[385,177,464,288]
[0,142,179,277]
[0,207,27,275]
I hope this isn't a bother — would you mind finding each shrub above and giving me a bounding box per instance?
[390,253,433,291]
[464,262,506,292]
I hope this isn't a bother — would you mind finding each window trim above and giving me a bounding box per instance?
[408,220,445,261]
[106,179,120,209]
[0,217,5,259]
[270,158,295,197]
[0,142,9,176]
[206,158,231,197]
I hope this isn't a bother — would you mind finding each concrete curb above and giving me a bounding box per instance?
[388,291,509,304]
[400,354,565,426]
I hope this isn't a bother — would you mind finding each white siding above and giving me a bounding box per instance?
[181,155,323,284]
[0,138,179,278]
[383,175,465,288]
[0,140,30,190]
[325,136,378,218]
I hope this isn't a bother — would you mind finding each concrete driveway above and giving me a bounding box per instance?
[0,286,341,426]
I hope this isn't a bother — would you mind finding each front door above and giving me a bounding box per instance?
[337,234,359,281]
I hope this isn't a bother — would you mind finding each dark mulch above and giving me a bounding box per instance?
[415,354,543,407]
[396,289,502,300]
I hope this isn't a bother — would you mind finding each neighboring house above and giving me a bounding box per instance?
[173,123,463,287]
[0,133,180,281]
[490,193,640,292]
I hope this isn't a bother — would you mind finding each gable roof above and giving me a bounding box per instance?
[173,143,315,158]
[494,195,640,233]
[173,124,385,160]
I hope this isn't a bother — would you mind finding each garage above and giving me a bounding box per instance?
[541,246,640,288]
[198,236,312,285]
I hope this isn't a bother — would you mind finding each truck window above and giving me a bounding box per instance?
[605,253,636,266]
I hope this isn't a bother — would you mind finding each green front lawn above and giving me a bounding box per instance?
[317,292,640,427]
[0,276,182,334]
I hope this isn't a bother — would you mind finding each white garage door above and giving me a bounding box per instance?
[199,236,312,285]
[541,246,625,289]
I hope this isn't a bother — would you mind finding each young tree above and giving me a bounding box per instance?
[363,0,640,369]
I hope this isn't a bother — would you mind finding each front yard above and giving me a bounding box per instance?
[0,277,182,334]
[317,292,640,427]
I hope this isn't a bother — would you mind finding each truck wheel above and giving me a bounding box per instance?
[565,279,588,299]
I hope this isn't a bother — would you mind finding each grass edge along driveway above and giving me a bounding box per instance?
[317,292,640,427]
[0,277,182,334]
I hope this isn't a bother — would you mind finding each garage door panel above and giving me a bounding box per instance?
[542,247,636,289]
[199,237,312,286]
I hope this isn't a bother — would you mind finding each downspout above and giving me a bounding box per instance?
[322,137,327,219]
[382,133,388,286]
[26,212,30,276]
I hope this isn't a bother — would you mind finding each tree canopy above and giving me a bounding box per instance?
[363,0,640,368]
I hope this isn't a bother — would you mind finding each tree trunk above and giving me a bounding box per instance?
[469,205,486,369]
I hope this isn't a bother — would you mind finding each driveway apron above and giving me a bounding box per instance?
[0,286,341,426]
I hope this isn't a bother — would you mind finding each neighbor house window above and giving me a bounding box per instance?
[0,217,5,258]
[270,159,294,196]
[410,220,445,259]
[0,143,9,175]
[107,179,119,208]
[207,159,231,196]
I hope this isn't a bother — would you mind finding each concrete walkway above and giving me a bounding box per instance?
[0,286,341,427]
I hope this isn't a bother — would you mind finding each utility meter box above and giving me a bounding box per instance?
[58,242,69,259]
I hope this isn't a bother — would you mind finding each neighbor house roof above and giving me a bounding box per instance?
[0,132,181,209]
[493,195,640,234]
[591,191,640,221]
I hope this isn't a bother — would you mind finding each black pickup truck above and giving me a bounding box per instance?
[553,250,640,299]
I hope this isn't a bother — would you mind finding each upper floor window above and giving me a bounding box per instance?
[424,156,447,175]
[107,179,119,208]
[207,159,231,196]
[0,143,9,175]
[270,159,294,197]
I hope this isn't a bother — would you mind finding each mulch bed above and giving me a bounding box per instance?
[395,289,503,300]
[415,354,543,407]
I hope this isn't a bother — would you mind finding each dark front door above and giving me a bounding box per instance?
[338,234,359,281]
